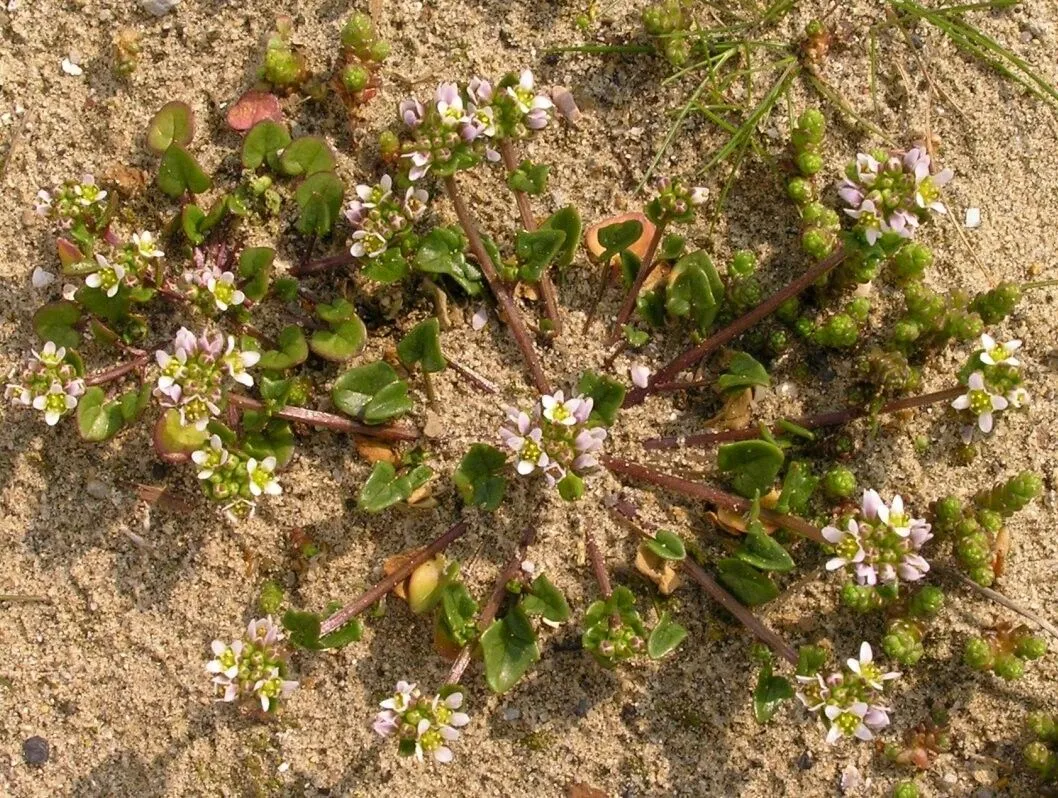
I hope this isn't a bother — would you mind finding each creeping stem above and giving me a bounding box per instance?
[84,354,150,387]
[228,394,419,442]
[607,223,665,345]
[443,175,552,394]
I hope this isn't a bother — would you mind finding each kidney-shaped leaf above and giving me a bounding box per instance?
[147,101,195,154]
[481,605,540,694]
[295,171,344,236]
[331,361,412,424]
[716,439,785,499]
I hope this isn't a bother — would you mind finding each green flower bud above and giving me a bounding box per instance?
[793,316,816,339]
[846,297,870,324]
[970,281,1021,325]
[841,583,881,613]
[974,471,1043,517]
[726,275,763,312]
[786,177,813,205]
[797,108,826,144]
[776,297,800,323]
[1027,711,1058,742]
[258,580,284,615]
[730,250,757,277]
[813,314,858,348]
[1024,741,1055,775]
[963,637,994,671]
[975,509,1003,533]
[369,40,391,62]
[892,782,920,798]
[801,228,834,259]
[1015,634,1048,660]
[796,151,823,176]
[341,13,375,50]
[768,329,789,353]
[890,242,933,283]
[883,620,924,665]
[801,201,827,226]
[342,64,370,93]
[908,585,944,618]
[933,496,963,532]
[993,651,1025,680]
[263,46,302,88]
[967,564,995,587]
[378,130,399,161]
[822,466,857,499]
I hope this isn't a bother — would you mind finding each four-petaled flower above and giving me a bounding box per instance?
[85,254,126,298]
[822,519,866,572]
[824,702,886,744]
[846,642,901,691]
[192,435,230,479]
[541,390,583,426]
[132,231,164,260]
[435,82,467,127]
[247,456,281,497]
[500,409,550,476]
[32,380,82,426]
[206,271,246,312]
[951,370,1009,440]
[978,333,1021,367]
[507,69,553,129]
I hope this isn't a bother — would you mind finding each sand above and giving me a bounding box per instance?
[1,0,1057,795]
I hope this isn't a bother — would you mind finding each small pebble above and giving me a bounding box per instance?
[141,0,180,15]
[796,751,814,770]
[502,706,520,721]
[423,411,444,439]
[965,207,982,228]
[86,480,110,500]
[31,267,55,289]
[573,698,590,718]
[22,736,49,766]
[60,58,83,77]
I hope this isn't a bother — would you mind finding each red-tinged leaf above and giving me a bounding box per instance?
[56,238,83,268]
[227,91,284,133]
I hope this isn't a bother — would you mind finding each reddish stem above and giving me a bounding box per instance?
[607,223,665,345]
[443,176,552,395]
[624,246,848,407]
[584,528,613,599]
[601,456,826,545]
[498,140,563,336]
[84,354,149,387]
[291,251,357,277]
[319,521,469,637]
[228,394,419,442]
[446,525,538,684]
[448,358,499,394]
[644,385,964,450]
[610,500,798,664]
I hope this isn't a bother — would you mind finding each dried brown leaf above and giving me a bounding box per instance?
[635,543,682,595]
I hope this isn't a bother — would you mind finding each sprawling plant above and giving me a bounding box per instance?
[9,17,1051,784]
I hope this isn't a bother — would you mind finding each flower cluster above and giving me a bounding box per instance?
[206,617,298,712]
[839,148,953,245]
[5,342,86,426]
[181,245,246,314]
[372,681,469,763]
[952,333,1027,443]
[154,327,259,430]
[645,176,708,226]
[797,642,899,745]
[34,174,110,233]
[499,390,606,489]
[345,173,429,259]
[399,70,553,181]
[824,489,932,605]
[192,435,281,522]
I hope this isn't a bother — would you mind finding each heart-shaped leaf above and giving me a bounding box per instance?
[146,101,194,154]
[753,668,794,724]
[645,529,686,561]
[157,144,212,198]
[258,325,308,370]
[597,219,643,253]
[362,248,409,283]
[736,528,795,572]
[117,384,152,423]
[153,408,209,462]
[244,419,296,468]
[396,317,446,373]
[516,228,566,283]
[718,352,771,393]
[557,472,584,501]
[181,204,207,245]
[238,247,275,302]
[331,361,412,424]
[717,440,785,499]
[242,120,291,171]
[295,171,344,236]
[310,318,367,362]
[507,159,549,195]
[357,462,433,513]
[280,136,335,177]
[717,558,779,606]
[666,251,722,333]
[481,605,540,694]
[226,90,283,133]
[76,387,124,441]
[283,610,361,650]
[315,297,357,324]
[540,206,582,270]
[453,444,508,511]
[520,574,571,624]
[438,581,480,647]
[775,460,818,515]
[647,611,687,659]
[414,226,482,296]
[577,370,625,426]
[32,301,82,348]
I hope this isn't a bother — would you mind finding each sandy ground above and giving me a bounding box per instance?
[1,0,1057,795]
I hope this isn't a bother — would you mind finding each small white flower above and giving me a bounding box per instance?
[192,435,229,479]
[846,642,901,691]
[247,456,281,497]
[540,390,581,426]
[978,333,1021,367]
[84,254,125,298]
[132,231,165,260]
[822,520,865,571]
[206,271,246,312]
[951,370,1008,436]
[32,380,78,425]
[824,701,873,744]
[349,229,387,258]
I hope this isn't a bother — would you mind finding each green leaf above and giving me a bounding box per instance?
[659,233,686,261]
[647,611,687,659]
[481,605,540,694]
[362,248,409,283]
[272,276,299,302]
[736,528,795,572]
[414,226,482,296]
[718,352,771,393]
[153,408,209,460]
[244,419,296,468]
[258,325,308,370]
[157,144,212,198]
[666,251,722,333]
[597,219,643,253]
[540,206,582,270]
[717,559,780,605]
[76,387,124,441]
[577,371,625,426]
[557,472,584,501]
[315,297,357,324]
[520,574,571,624]
[619,250,641,288]
[332,361,412,424]
[753,669,794,723]
[396,317,447,373]
[32,301,82,348]
[279,136,335,176]
[146,101,194,154]
[238,247,275,302]
[452,443,508,511]
[645,529,686,561]
[716,440,785,498]
[775,460,817,515]
[438,581,480,646]
[281,610,322,649]
[76,286,130,323]
[357,462,427,513]
[507,159,549,194]
[117,384,152,423]
[295,171,345,236]
[310,318,367,362]
[242,120,291,170]
[318,619,363,649]
[516,228,566,283]
[181,203,207,245]
[258,374,292,409]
